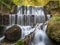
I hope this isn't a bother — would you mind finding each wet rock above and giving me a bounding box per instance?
[4,25,21,42]
[0,26,5,37]
[46,1,59,9]
[0,41,14,45]
[44,1,59,14]
[3,15,9,26]
[23,31,35,45]
[0,15,3,25]
[46,15,60,43]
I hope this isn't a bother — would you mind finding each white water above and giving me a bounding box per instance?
[28,23,54,45]
[7,6,46,26]
[16,6,45,25]
[30,23,46,45]
[16,23,47,45]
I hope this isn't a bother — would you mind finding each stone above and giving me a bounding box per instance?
[44,1,59,14]
[4,25,21,42]
[0,15,3,25]
[0,26,5,37]
[46,15,60,42]
[3,15,9,26]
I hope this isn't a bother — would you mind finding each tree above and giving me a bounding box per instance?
[0,0,16,14]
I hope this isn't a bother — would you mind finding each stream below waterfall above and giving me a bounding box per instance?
[30,23,55,45]
[19,23,55,45]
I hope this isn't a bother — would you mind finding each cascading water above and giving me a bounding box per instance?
[31,23,46,45]
[20,26,34,39]
[25,23,55,45]
[17,6,46,26]
[9,14,15,25]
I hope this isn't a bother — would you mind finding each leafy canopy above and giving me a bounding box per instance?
[0,0,14,9]
[12,0,49,6]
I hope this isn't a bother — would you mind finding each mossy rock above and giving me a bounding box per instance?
[46,15,60,42]
[4,25,21,42]
[15,39,24,45]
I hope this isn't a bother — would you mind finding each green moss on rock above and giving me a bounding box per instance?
[15,39,24,45]
[46,15,60,42]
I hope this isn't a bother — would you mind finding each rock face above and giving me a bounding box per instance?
[44,1,60,14]
[4,25,21,41]
[46,15,60,42]
[3,15,9,25]
[0,15,3,25]
[0,26,5,37]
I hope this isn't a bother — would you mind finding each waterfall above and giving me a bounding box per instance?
[0,23,55,45]
[4,6,46,26]
[30,23,45,45]
[16,6,46,26]
[11,14,15,25]
[33,29,45,45]
[19,26,34,39]
[16,23,54,45]
[0,6,55,45]
[17,15,23,25]
[29,23,55,45]
[9,14,15,25]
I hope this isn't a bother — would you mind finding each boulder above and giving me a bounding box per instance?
[4,25,21,41]
[46,15,60,42]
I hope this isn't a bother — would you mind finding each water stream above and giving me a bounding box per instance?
[18,23,55,45]
[30,23,55,45]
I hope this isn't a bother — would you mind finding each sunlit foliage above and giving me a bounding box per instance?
[0,0,14,9]
[12,0,49,6]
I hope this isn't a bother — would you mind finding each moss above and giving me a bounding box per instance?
[46,15,60,42]
[15,39,24,45]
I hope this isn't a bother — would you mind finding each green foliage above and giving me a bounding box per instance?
[49,15,60,22]
[0,0,14,9]
[15,39,24,45]
[12,0,23,6]
[12,0,49,6]
[54,16,60,22]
